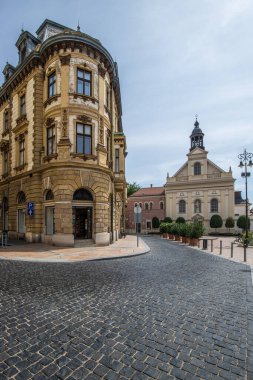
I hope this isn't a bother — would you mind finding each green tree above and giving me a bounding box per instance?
[237,215,250,231]
[225,217,235,231]
[163,217,173,223]
[127,182,141,197]
[210,214,223,231]
[152,217,160,229]
[176,217,186,224]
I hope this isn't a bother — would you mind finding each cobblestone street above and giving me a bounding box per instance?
[0,237,252,380]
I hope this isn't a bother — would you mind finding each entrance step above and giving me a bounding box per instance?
[74,239,95,248]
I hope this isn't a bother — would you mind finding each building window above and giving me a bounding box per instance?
[115,148,119,173]
[48,72,56,98]
[179,200,186,213]
[45,189,54,201]
[3,150,8,174]
[107,135,110,162]
[47,126,55,155]
[194,199,201,213]
[76,123,92,154]
[150,202,153,210]
[139,203,142,208]
[77,68,92,96]
[19,140,25,165]
[146,221,151,230]
[210,198,218,213]
[17,191,26,204]
[134,203,138,207]
[4,110,10,131]
[145,202,149,210]
[160,201,164,210]
[194,162,201,175]
[20,95,26,116]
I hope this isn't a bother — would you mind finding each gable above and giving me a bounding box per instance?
[173,162,188,177]
[207,159,225,174]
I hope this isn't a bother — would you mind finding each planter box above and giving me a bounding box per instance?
[189,238,198,246]
[175,235,181,241]
[169,234,174,240]
[181,236,187,244]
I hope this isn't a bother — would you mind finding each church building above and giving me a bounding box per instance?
[165,118,235,231]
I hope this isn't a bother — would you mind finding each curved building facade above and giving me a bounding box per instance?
[0,19,127,246]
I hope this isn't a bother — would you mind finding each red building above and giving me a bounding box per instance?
[125,186,165,233]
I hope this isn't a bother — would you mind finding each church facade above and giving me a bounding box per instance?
[0,19,127,246]
[165,118,235,231]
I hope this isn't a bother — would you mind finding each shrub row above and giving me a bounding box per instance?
[159,221,205,239]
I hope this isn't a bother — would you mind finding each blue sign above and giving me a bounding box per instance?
[27,202,34,216]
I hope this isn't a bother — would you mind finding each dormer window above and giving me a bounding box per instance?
[20,95,26,116]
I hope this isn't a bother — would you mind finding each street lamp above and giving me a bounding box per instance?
[238,149,253,261]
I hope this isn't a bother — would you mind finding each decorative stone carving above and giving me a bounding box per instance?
[59,54,71,65]
[99,116,104,145]
[77,115,92,123]
[61,109,68,138]
[46,117,55,126]
[98,63,106,78]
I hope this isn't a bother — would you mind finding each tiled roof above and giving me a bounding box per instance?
[130,187,165,197]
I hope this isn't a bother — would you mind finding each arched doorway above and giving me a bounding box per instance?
[72,188,93,239]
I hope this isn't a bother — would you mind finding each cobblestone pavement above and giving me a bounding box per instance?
[0,237,252,380]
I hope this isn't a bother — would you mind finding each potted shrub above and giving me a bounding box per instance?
[185,223,192,244]
[160,222,168,238]
[179,223,187,243]
[190,223,204,246]
[171,223,181,241]
[168,223,174,239]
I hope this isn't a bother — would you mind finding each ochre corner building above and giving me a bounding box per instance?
[0,19,127,246]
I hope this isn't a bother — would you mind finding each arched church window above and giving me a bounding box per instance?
[179,200,186,213]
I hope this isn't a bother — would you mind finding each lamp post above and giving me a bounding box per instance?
[238,149,253,262]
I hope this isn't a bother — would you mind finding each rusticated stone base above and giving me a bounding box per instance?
[52,233,74,247]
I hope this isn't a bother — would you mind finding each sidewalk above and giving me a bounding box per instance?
[166,235,253,265]
[0,235,150,263]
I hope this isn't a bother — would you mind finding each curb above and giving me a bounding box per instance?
[0,238,151,264]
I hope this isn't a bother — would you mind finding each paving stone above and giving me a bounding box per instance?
[0,237,251,380]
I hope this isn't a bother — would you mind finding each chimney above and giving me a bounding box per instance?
[150,184,153,188]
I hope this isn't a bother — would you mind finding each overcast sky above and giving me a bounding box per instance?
[1,0,253,203]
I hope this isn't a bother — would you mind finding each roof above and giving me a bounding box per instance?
[130,187,165,197]
[235,191,245,204]
[36,19,71,35]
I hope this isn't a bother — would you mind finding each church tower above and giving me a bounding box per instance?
[190,116,205,151]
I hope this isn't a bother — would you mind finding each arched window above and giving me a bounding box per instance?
[194,199,201,213]
[73,188,93,201]
[145,202,149,210]
[160,201,164,210]
[210,198,218,213]
[179,200,186,213]
[2,197,8,211]
[45,189,54,201]
[149,202,153,210]
[139,203,142,208]
[134,203,138,207]
[194,162,201,175]
[17,191,26,204]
